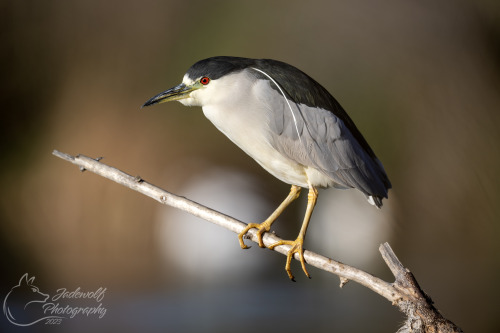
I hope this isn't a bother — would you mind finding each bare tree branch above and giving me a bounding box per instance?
[52,150,462,333]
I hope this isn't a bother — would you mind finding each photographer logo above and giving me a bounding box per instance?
[3,273,107,326]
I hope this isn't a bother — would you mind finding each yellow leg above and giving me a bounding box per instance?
[269,186,318,281]
[238,185,301,249]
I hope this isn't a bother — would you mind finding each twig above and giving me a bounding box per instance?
[52,150,462,332]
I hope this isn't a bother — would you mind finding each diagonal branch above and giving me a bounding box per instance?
[52,150,462,333]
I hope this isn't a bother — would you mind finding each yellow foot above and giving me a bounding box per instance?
[269,237,310,281]
[238,220,273,249]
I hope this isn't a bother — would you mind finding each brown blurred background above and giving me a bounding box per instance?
[1,0,499,332]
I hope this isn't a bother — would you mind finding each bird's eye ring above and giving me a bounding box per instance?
[200,77,210,85]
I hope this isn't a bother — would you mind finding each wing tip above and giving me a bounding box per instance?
[368,195,384,209]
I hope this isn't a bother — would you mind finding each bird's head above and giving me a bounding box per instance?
[142,57,255,109]
[141,75,210,108]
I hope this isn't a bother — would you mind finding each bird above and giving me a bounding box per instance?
[142,56,391,280]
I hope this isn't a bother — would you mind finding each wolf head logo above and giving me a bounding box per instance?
[3,273,62,326]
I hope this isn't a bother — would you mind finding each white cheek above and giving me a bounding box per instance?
[179,97,197,106]
[187,87,215,107]
[179,89,205,107]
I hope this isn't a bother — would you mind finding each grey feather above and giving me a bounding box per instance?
[257,78,390,200]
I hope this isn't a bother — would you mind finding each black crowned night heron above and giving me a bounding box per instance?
[143,56,391,280]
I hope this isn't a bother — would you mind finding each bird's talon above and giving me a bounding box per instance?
[238,222,271,250]
[269,238,309,280]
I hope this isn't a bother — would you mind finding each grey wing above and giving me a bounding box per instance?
[266,93,389,198]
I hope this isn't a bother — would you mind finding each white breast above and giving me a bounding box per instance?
[199,73,310,186]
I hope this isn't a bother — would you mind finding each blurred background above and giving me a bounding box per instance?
[1,0,499,332]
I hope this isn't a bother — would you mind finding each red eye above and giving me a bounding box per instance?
[200,77,210,85]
